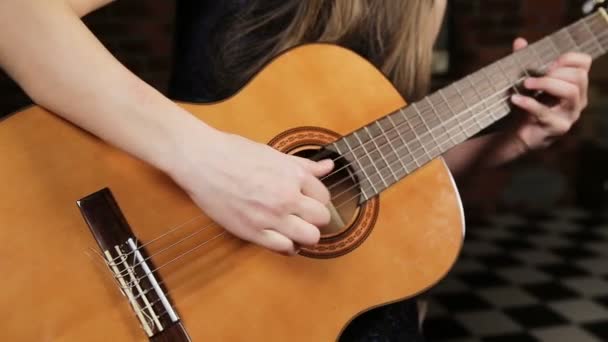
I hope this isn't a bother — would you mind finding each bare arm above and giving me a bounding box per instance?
[0,0,332,254]
[0,0,206,173]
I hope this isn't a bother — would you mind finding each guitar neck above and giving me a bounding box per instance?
[329,9,608,202]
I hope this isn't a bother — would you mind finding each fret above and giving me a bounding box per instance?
[367,116,405,179]
[332,140,363,199]
[478,66,505,122]
[404,106,432,162]
[428,92,460,145]
[528,44,547,71]
[485,62,511,91]
[472,69,495,100]
[375,119,408,178]
[420,96,449,156]
[545,36,561,61]
[340,136,378,196]
[364,125,398,183]
[521,46,542,72]
[438,89,468,142]
[531,38,550,64]
[366,121,399,178]
[387,113,417,170]
[583,18,605,55]
[386,113,416,159]
[389,109,417,145]
[593,21,608,52]
[353,130,389,188]
[511,50,532,80]
[419,99,442,157]
[403,105,425,138]
[589,13,608,50]
[413,103,437,158]
[570,19,598,56]
[463,76,488,128]
[564,27,580,51]
[398,109,423,167]
[496,58,521,95]
[443,84,478,136]
[414,101,441,155]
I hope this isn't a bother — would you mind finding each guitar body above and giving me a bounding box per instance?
[0,44,463,341]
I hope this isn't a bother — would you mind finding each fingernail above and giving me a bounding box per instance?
[511,94,523,103]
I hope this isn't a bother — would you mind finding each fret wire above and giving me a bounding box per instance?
[410,104,433,160]
[563,27,580,51]
[375,120,409,176]
[547,35,561,57]
[438,89,468,140]
[528,44,546,70]
[372,29,608,193]
[478,67,502,121]
[399,109,422,167]
[422,97,448,146]
[391,112,419,169]
[412,102,437,150]
[333,96,516,209]
[428,95,457,146]
[464,76,488,128]
[330,25,608,200]
[533,38,553,64]
[572,18,596,55]
[496,58,521,95]
[583,17,605,54]
[353,131,389,187]
[337,139,377,197]
[364,126,398,182]
[453,82,482,130]
[511,50,531,80]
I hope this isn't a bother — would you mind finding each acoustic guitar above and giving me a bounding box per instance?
[1,7,607,342]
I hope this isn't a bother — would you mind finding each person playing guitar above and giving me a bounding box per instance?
[0,0,591,340]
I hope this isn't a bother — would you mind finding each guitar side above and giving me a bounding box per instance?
[0,44,463,341]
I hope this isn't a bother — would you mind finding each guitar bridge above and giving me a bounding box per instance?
[77,188,190,341]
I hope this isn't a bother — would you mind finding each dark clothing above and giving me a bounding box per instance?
[168,1,424,341]
[169,1,235,102]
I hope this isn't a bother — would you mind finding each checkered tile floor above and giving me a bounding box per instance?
[423,207,608,342]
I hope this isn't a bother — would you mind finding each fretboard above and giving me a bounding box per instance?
[329,10,608,202]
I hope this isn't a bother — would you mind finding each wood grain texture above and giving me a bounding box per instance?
[0,44,463,341]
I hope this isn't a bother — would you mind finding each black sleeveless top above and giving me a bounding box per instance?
[167,2,424,341]
[168,1,239,102]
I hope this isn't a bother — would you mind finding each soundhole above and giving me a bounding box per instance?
[292,146,360,237]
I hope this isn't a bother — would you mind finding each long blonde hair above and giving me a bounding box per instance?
[214,0,436,100]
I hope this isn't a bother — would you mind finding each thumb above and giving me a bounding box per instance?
[295,157,334,177]
[513,37,528,51]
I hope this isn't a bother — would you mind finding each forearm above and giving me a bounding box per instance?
[0,0,216,175]
[443,131,527,180]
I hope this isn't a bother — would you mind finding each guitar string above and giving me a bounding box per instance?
[107,26,606,277]
[116,30,607,313]
[105,16,605,268]
[315,12,605,188]
[110,88,517,278]
[105,15,604,268]
[116,60,590,304]
[113,34,605,284]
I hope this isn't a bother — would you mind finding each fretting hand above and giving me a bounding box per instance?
[509,37,591,151]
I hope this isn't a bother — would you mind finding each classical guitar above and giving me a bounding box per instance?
[1,7,607,342]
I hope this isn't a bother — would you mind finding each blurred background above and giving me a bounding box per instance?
[1,0,606,341]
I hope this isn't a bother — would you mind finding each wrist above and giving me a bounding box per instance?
[159,109,225,182]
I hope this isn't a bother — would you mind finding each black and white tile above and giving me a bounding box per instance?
[424,207,608,342]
